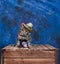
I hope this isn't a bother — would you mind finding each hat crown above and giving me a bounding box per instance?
[26,23,33,28]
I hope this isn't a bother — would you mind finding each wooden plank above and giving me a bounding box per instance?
[2,45,57,51]
[4,61,55,64]
[40,45,49,50]
[3,50,55,59]
[4,58,55,62]
[3,46,19,51]
[45,45,56,50]
[26,45,45,50]
[36,45,44,50]
[4,54,55,59]
[4,59,55,64]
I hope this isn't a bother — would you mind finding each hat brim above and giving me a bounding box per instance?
[23,24,33,32]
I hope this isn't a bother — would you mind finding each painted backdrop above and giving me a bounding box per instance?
[0,0,60,64]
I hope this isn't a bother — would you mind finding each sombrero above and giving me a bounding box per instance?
[22,23,33,32]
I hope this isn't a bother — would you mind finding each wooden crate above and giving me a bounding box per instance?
[1,44,57,64]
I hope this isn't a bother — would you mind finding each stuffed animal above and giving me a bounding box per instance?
[16,22,33,48]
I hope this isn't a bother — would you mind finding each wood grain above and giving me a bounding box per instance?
[2,45,57,64]
[4,59,55,64]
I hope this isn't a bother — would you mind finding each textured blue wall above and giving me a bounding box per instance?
[0,0,60,63]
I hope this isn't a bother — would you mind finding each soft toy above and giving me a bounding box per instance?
[16,22,33,48]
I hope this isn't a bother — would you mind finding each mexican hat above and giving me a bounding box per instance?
[22,23,33,32]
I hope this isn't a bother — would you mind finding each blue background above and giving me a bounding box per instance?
[0,0,60,64]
